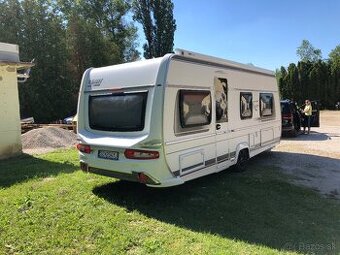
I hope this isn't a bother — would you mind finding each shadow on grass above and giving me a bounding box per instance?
[93,152,340,254]
[0,153,78,188]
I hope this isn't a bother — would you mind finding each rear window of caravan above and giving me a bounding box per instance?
[89,92,148,132]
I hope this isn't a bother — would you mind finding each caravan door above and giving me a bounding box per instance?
[214,76,230,171]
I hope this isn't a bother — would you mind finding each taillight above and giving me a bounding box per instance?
[124,149,159,160]
[76,143,92,154]
[282,113,293,120]
[137,173,149,184]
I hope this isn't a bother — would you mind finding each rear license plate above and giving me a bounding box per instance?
[98,150,119,160]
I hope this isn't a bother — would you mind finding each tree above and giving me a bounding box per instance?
[329,45,340,72]
[277,42,340,109]
[0,0,140,122]
[297,61,313,103]
[0,0,22,44]
[285,63,299,100]
[296,39,322,62]
[328,45,340,104]
[277,67,287,98]
[132,0,176,59]
[58,0,140,81]
[308,61,329,106]
[18,0,73,122]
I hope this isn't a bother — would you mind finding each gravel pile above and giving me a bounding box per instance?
[22,127,77,155]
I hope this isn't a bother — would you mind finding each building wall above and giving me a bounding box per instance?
[0,66,22,159]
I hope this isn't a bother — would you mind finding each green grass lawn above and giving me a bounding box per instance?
[0,149,339,254]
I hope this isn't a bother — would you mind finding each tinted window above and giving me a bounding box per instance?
[89,92,147,132]
[260,93,274,117]
[179,90,211,128]
[280,102,291,115]
[240,92,252,119]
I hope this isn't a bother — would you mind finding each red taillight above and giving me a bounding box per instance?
[124,149,159,160]
[137,173,149,184]
[282,113,293,120]
[76,143,92,154]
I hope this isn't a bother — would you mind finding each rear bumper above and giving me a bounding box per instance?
[80,162,160,185]
[80,161,184,187]
[282,126,294,132]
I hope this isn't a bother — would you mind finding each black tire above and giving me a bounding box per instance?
[233,149,249,172]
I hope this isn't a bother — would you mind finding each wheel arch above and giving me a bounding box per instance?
[235,142,250,161]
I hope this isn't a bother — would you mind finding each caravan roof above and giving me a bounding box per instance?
[85,49,275,92]
[85,57,166,92]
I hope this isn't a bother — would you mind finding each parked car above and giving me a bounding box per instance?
[63,114,77,133]
[281,100,303,136]
[63,116,74,125]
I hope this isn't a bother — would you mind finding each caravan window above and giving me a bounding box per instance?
[240,92,253,119]
[179,90,211,128]
[215,77,228,122]
[89,92,148,132]
[260,93,274,117]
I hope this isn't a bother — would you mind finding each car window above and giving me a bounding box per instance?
[280,103,290,114]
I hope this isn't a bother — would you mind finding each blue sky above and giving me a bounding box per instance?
[135,0,340,71]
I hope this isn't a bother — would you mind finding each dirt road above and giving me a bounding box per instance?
[269,111,340,199]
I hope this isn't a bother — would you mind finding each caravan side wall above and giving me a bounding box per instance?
[162,57,280,181]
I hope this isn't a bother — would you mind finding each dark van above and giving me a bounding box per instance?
[280,100,302,136]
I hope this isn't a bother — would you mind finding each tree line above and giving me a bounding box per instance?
[0,0,176,122]
[277,40,340,109]
[1,1,339,122]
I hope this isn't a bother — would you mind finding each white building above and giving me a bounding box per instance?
[0,42,33,159]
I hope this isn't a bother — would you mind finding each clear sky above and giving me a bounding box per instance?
[136,0,340,71]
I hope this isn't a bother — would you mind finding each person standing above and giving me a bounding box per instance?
[303,99,312,134]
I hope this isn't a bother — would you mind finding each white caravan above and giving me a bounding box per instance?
[77,49,281,187]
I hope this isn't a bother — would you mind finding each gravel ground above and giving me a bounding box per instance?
[265,111,340,200]
[22,127,77,155]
